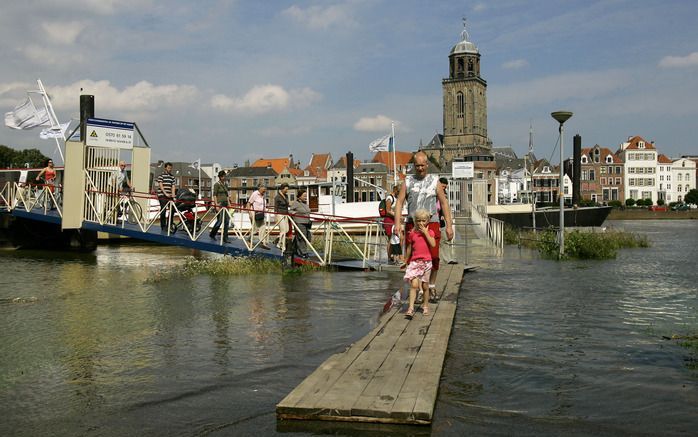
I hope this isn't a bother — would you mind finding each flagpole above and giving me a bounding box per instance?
[391,121,397,185]
[36,79,65,163]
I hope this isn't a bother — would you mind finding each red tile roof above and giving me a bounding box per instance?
[624,135,656,150]
[251,157,290,174]
[371,151,413,172]
[657,154,673,164]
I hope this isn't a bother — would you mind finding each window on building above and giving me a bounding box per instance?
[581,156,588,164]
[589,170,595,181]
[678,173,683,182]
[638,141,645,149]
[601,177,606,185]
[678,185,682,193]
[606,155,613,164]
[456,92,464,119]
[582,170,589,180]
[616,177,621,185]
[600,166,606,174]
[616,166,621,174]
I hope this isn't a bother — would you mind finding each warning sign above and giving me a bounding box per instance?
[85,118,134,149]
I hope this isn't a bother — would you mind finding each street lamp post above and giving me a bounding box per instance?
[551,111,573,258]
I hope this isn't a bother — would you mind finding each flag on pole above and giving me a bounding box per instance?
[368,134,394,152]
[39,121,70,140]
[4,98,50,130]
[189,159,201,170]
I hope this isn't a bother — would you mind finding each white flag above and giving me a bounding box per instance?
[369,134,393,152]
[4,98,50,130]
[189,159,201,169]
[39,121,70,140]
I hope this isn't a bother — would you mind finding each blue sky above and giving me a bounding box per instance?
[1,0,697,167]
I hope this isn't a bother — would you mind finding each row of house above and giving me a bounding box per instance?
[496,135,697,205]
[146,134,694,213]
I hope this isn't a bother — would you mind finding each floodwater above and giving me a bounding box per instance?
[1,220,696,436]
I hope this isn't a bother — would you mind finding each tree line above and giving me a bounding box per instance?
[0,145,50,168]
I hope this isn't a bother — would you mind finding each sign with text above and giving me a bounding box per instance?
[452,161,474,178]
[85,118,134,149]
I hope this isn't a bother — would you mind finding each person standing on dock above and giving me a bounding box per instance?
[247,184,270,249]
[290,189,312,257]
[35,158,57,209]
[209,170,232,243]
[393,151,453,302]
[381,184,400,263]
[156,162,177,231]
[274,183,291,251]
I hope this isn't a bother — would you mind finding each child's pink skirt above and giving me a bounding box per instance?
[403,259,432,283]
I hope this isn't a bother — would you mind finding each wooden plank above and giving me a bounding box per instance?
[309,311,413,416]
[276,306,400,414]
[277,263,468,424]
[390,265,463,420]
[350,308,433,417]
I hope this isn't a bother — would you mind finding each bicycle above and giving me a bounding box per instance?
[118,189,143,225]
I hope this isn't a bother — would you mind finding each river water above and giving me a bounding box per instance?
[1,220,696,436]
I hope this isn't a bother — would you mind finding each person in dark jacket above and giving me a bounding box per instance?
[290,189,311,257]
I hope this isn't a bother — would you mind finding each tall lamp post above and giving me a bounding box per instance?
[551,111,573,258]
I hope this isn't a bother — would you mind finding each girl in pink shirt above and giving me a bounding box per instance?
[402,209,436,318]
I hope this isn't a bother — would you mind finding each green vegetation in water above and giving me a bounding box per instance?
[505,226,650,260]
[665,334,698,371]
[146,256,318,282]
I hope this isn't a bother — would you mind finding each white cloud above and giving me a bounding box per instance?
[211,85,321,114]
[48,0,146,15]
[42,21,86,44]
[473,3,487,12]
[502,59,529,70]
[659,52,698,68]
[46,80,198,111]
[353,115,395,132]
[489,69,628,110]
[282,4,356,30]
[22,44,86,66]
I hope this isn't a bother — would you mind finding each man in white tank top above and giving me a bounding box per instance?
[394,151,453,305]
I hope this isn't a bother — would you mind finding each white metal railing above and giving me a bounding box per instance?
[3,181,63,217]
[487,216,504,249]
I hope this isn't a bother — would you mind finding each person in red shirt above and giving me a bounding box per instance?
[401,209,436,318]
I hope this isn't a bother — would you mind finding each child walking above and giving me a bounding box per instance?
[402,208,436,318]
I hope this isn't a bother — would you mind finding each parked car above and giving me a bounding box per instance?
[649,205,667,211]
[671,203,690,211]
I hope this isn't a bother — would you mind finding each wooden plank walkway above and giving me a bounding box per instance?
[276,263,469,425]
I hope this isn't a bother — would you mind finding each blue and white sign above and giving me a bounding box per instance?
[452,161,474,179]
[85,118,134,149]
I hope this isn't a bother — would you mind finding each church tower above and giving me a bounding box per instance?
[441,20,489,158]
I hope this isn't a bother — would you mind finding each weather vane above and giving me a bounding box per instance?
[461,16,470,42]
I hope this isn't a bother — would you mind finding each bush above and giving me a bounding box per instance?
[657,199,665,206]
[608,200,623,208]
[626,198,636,207]
[533,228,649,260]
[685,189,698,206]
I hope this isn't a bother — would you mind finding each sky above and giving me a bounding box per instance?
[1,0,697,168]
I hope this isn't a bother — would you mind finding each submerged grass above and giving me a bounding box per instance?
[146,255,318,282]
[506,226,650,260]
[664,333,698,371]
